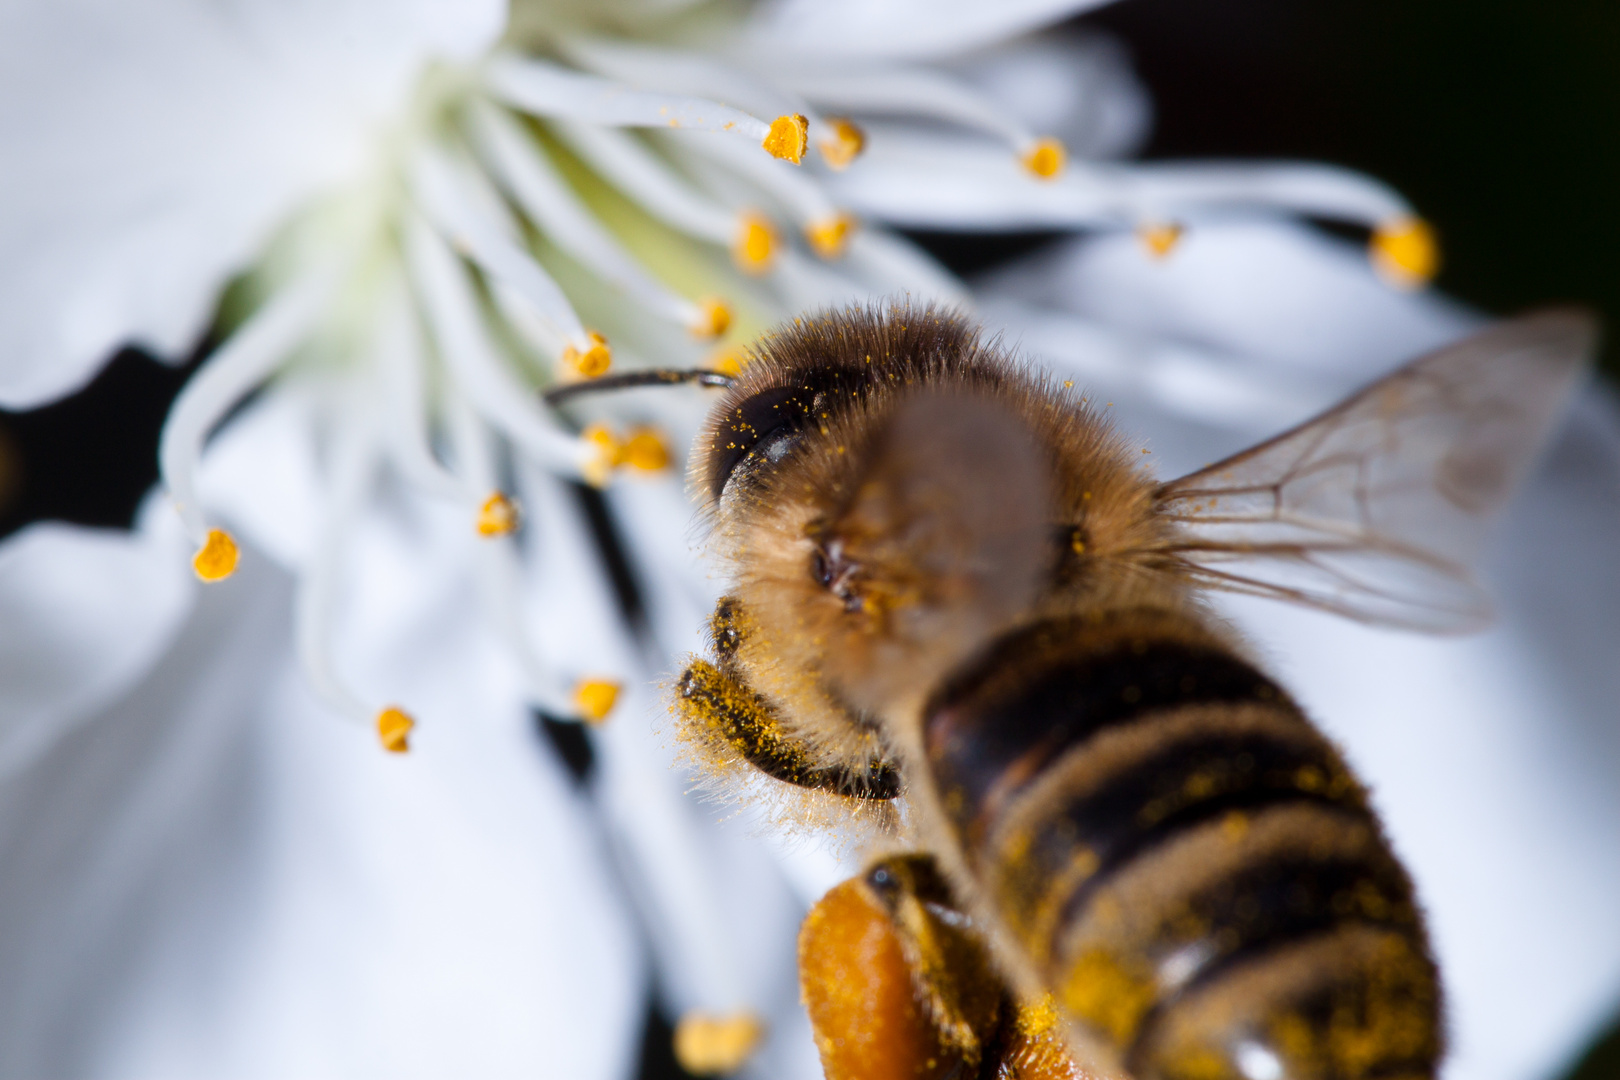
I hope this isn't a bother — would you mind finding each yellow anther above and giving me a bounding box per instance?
[805,212,856,259]
[622,427,672,473]
[817,117,866,170]
[561,331,612,379]
[476,492,521,537]
[1370,216,1440,289]
[732,212,777,274]
[574,678,622,725]
[581,422,623,488]
[762,113,809,164]
[694,296,732,340]
[1137,221,1185,259]
[376,707,415,754]
[192,528,239,582]
[709,346,749,377]
[673,1011,766,1076]
[1022,136,1067,180]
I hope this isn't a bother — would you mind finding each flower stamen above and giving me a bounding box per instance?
[816,117,866,170]
[673,1011,766,1075]
[805,213,856,259]
[376,707,416,753]
[477,492,522,536]
[1022,136,1066,180]
[192,529,240,582]
[574,678,622,724]
[1370,216,1439,289]
[562,332,613,378]
[622,428,672,472]
[1137,221,1185,259]
[733,212,777,273]
[693,297,732,339]
[763,114,809,163]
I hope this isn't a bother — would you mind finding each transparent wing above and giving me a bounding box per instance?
[1155,309,1597,632]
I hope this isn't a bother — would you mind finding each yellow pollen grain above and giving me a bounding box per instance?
[192,528,239,582]
[805,212,855,259]
[762,113,809,163]
[1138,221,1185,259]
[673,1011,766,1076]
[376,707,415,753]
[1022,136,1066,179]
[694,296,732,339]
[817,117,865,170]
[476,492,521,537]
[622,427,672,472]
[561,331,612,379]
[1370,216,1440,289]
[574,678,622,724]
[733,212,777,274]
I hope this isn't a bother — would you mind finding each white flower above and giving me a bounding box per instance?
[4,1,1615,1079]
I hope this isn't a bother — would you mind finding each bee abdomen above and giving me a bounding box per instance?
[922,613,1440,1079]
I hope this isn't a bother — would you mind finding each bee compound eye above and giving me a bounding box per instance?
[708,384,809,498]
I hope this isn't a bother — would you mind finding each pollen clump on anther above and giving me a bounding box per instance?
[574,678,622,724]
[622,428,672,472]
[1370,216,1440,289]
[582,422,623,487]
[818,117,866,170]
[762,113,809,164]
[695,296,732,339]
[806,213,856,259]
[561,331,612,379]
[673,1011,766,1076]
[733,212,777,273]
[476,492,521,537]
[710,346,749,377]
[376,707,415,753]
[192,528,240,582]
[1138,222,1184,259]
[1022,136,1067,179]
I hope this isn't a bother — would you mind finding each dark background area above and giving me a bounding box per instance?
[1,1,1615,1076]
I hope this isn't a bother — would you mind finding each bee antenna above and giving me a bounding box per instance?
[541,368,737,407]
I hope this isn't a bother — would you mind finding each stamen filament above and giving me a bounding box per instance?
[781,64,1036,154]
[467,102,706,331]
[405,217,590,474]
[410,145,589,348]
[483,54,773,143]
[159,268,334,541]
[374,276,468,500]
[549,121,736,245]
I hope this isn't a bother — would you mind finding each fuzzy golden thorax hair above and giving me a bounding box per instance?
[688,302,1197,740]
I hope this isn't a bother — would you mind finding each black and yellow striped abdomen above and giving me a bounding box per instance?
[923,611,1441,1080]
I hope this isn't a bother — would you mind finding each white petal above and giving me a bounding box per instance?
[981,218,1476,378]
[0,0,504,408]
[741,0,1116,60]
[0,509,642,1076]
[0,498,193,781]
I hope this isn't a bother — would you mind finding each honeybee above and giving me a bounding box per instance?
[572,302,1593,1080]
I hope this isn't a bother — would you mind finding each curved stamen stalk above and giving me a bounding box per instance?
[410,144,593,355]
[294,397,382,726]
[560,36,826,144]
[483,54,779,148]
[373,275,467,501]
[466,101,715,335]
[405,216,588,474]
[159,267,336,546]
[445,388,584,718]
[548,120,737,247]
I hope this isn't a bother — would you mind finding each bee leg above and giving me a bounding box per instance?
[674,659,899,799]
[800,854,1093,1080]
